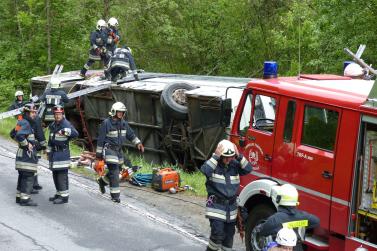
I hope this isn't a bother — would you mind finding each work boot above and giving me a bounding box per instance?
[97,178,106,194]
[49,194,60,202]
[16,197,20,204]
[33,185,43,190]
[80,68,87,78]
[111,198,120,203]
[20,199,38,206]
[31,189,39,194]
[53,197,68,204]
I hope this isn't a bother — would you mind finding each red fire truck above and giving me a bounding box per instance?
[230,64,377,251]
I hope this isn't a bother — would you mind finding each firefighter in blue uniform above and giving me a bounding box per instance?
[201,139,253,251]
[104,17,139,81]
[257,184,320,251]
[96,101,144,203]
[106,47,139,81]
[39,78,69,125]
[15,103,39,206]
[80,19,110,77]
[8,90,25,111]
[47,105,78,204]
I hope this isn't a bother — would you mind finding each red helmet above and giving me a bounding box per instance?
[53,105,64,114]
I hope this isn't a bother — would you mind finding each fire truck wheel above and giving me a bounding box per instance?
[161,82,196,120]
[245,204,275,251]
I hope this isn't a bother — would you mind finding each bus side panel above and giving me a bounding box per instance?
[330,110,360,235]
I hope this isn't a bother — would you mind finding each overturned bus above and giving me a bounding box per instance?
[30,71,249,171]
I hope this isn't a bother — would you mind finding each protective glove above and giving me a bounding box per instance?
[95,47,101,55]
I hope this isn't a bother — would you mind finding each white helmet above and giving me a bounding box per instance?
[276,228,297,247]
[272,184,299,206]
[344,63,364,78]
[110,101,127,116]
[15,90,24,97]
[50,78,61,89]
[218,139,236,157]
[108,17,119,28]
[96,19,107,30]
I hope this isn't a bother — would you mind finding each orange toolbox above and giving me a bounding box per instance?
[152,168,180,191]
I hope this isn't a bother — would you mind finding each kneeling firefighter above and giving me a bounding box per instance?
[96,101,144,203]
[14,103,39,206]
[200,139,253,251]
[47,105,78,204]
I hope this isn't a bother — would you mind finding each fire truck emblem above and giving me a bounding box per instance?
[245,143,264,170]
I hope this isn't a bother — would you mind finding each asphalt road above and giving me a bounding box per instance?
[0,140,205,251]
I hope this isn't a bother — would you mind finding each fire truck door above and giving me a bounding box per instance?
[292,103,339,228]
[241,92,278,176]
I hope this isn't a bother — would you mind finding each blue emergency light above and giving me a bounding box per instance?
[263,61,278,79]
[343,61,354,71]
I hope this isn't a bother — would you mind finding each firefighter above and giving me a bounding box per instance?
[96,101,144,203]
[15,103,39,206]
[47,105,78,204]
[257,184,320,251]
[80,19,110,77]
[106,46,140,81]
[264,227,297,251]
[106,17,120,54]
[200,139,253,251]
[8,90,25,111]
[38,78,69,125]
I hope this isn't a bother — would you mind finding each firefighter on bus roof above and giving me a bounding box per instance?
[257,184,320,251]
[47,105,78,204]
[9,90,25,111]
[80,19,110,78]
[200,139,253,251]
[95,101,144,203]
[344,63,366,79]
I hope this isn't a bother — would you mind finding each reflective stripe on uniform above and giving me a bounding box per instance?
[240,156,248,169]
[229,175,240,185]
[120,130,127,137]
[106,131,118,137]
[15,161,38,172]
[229,209,238,221]
[89,54,101,60]
[20,139,28,146]
[96,146,103,154]
[17,148,23,157]
[55,134,68,141]
[110,187,120,194]
[52,160,71,169]
[45,114,55,121]
[20,193,30,200]
[206,207,227,220]
[221,246,232,251]
[27,134,35,141]
[60,190,69,197]
[105,155,120,164]
[132,137,141,145]
[207,157,218,170]
[208,239,221,250]
[209,173,226,184]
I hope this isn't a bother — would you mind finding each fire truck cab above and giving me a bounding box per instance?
[230,71,377,251]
